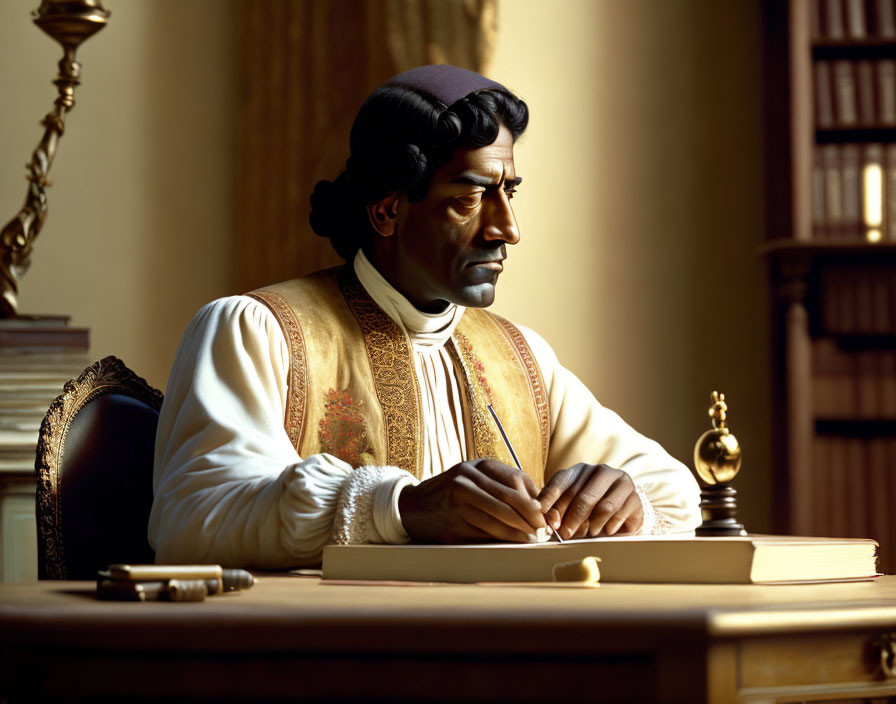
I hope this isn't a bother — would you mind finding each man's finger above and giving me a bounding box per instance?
[586,478,638,536]
[593,489,642,536]
[558,468,617,539]
[475,459,540,499]
[620,500,645,534]
[572,520,590,539]
[468,472,547,531]
[545,507,562,530]
[459,474,545,534]
[457,503,540,543]
[536,466,580,510]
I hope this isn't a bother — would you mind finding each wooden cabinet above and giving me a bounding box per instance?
[765,0,896,572]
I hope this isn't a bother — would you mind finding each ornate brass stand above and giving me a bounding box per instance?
[694,391,748,537]
[0,0,109,318]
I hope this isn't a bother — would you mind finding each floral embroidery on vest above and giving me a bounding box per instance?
[452,330,501,461]
[318,388,374,468]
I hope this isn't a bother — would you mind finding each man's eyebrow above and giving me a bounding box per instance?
[449,173,523,188]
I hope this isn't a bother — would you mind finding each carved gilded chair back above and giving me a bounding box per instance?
[35,356,163,579]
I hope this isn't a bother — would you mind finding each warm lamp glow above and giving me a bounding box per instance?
[863,162,883,227]
[867,228,882,243]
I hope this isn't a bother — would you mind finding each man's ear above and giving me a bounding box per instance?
[366,192,402,237]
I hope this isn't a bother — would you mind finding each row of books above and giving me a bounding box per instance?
[814,59,896,128]
[812,339,896,418]
[810,0,896,41]
[809,434,894,571]
[0,319,89,473]
[811,143,896,240]
[818,266,896,333]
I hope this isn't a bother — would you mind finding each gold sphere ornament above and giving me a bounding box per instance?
[693,391,747,536]
[693,392,742,486]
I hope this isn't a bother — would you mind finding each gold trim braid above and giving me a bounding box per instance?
[337,267,424,477]
[489,313,551,469]
[247,290,309,452]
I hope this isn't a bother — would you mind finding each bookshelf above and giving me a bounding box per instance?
[765,0,896,573]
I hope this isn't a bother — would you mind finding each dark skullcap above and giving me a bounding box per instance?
[385,64,507,109]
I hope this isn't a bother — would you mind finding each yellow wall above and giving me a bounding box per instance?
[0,1,235,390]
[0,0,773,530]
[489,0,771,530]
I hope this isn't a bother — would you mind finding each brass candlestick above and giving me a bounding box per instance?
[694,391,747,536]
[0,0,109,318]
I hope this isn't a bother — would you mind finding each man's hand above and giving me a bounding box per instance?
[538,463,643,540]
[398,459,547,543]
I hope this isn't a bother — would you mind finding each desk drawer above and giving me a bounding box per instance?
[737,632,896,703]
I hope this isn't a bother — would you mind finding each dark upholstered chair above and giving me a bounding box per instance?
[35,356,163,579]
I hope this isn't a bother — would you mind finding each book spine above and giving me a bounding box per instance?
[846,437,867,538]
[815,61,835,130]
[857,60,877,126]
[892,262,896,329]
[855,268,874,331]
[841,143,862,239]
[824,144,844,239]
[888,437,896,573]
[829,436,848,537]
[872,265,891,333]
[834,61,859,127]
[878,60,896,125]
[843,343,859,417]
[867,438,889,572]
[874,0,896,38]
[820,269,840,330]
[812,338,838,417]
[837,267,859,334]
[856,350,878,417]
[811,435,828,537]
[825,0,846,39]
[845,0,868,37]
[811,0,824,40]
[882,350,896,417]
[813,146,828,240]
[887,144,896,240]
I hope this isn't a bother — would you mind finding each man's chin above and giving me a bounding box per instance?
[456,282,497,308]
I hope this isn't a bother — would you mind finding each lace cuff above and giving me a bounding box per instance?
[331,466,416,545]
[634,482,673,535]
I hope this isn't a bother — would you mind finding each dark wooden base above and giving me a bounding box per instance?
[697,485,748,537]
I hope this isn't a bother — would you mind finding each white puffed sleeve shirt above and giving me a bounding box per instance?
[149,252,700,567]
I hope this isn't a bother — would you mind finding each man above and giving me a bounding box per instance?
[149,65,700,567]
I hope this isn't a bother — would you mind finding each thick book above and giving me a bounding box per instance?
[0,326,89,351]
[321,535,880,585]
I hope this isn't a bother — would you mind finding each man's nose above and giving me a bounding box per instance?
[482,191,520,245]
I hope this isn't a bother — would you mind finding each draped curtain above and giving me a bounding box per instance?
[235,0,498,292]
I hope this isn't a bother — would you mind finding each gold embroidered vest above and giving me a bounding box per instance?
[249,267,549,486]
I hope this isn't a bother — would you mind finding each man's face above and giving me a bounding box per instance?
[374,123,521,312]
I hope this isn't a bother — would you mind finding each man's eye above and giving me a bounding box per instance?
[455,193,483,208]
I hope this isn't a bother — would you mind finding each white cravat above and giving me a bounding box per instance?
[353,250,468,478]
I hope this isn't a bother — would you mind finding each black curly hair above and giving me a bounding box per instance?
[309,83,529,260]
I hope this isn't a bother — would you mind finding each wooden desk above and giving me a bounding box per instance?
[2,575,896,703]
